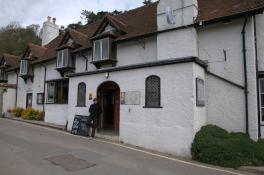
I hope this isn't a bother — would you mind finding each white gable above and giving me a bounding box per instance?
[103,24,116,33]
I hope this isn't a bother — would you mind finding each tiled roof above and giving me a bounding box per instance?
[28,43,47,59]
[14,1,264,66]
[196,0,264,23]
[2,53,20,67]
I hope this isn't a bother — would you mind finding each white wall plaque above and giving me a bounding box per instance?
[121,91,141,105]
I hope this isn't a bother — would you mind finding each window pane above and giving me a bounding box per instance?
[47,82,55,103]
[262,94,264,108]
[63,49,68,67]
[102,38,109,60]
[261,108,264,122]
[77,83,86,106]
[261,79,264,93]
[94,41,101,61]
[146,76,160,107]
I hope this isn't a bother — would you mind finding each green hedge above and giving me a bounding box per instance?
[191,125,264,168]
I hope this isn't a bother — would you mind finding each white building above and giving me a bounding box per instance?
[1,0,264,157]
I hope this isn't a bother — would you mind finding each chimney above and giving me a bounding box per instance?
[41,16,59,46]
[52,17,56,24]
[47,16,51,22]
[157,0,199,60]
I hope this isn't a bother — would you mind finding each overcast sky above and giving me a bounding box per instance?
[0,0,156,28]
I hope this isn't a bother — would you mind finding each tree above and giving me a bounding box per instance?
[26,24,40,36]
[0,22,41,57]
[67,21,83,30]
[81,10,122,24]
[143,0,152,5]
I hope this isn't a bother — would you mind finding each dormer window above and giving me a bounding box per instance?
[56,49,72,68]
[19,59,33,82]
[56,49,75,77]
[20,60,29,75]
[93,38,110,61]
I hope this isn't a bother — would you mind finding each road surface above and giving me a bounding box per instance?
[0,118,251,175]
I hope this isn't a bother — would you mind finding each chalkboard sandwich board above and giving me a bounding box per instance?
[71,115,90,137]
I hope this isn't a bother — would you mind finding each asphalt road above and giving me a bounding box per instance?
[0,118,252,175]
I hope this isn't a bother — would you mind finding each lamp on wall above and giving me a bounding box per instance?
[105,72,110,79]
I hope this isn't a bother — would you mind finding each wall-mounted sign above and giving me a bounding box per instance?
[196,78,205,107]
[89,92,93,100]
[121,91,141,105]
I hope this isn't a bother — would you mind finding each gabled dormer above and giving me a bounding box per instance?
[55,29,88,76]
[19,43,46,83]
[0,53,20,83]
[91,15,127,69]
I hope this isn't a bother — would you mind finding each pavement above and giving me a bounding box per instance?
[0,117,260,175]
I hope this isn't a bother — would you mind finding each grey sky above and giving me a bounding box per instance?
[0,0,156,28]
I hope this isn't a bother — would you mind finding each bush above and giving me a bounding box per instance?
[191,125,264,168]
[21,108,44,121]
[11,107,25,117]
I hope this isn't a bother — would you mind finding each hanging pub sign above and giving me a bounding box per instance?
[121,91,141,105]
[196,78,205,107]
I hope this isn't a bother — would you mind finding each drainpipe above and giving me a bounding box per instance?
[15,70,19,107]
[253,15,261,138]
[242,16,249,135]
[40,64,47,112]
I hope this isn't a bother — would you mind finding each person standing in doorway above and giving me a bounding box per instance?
[88,98,102,138]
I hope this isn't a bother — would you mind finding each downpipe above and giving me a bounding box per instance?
[242,16,249,135]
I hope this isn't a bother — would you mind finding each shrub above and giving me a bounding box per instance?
[21,108,43,121]
[11,107,25,117]
[191,125,264,168]
[7,108,12,113]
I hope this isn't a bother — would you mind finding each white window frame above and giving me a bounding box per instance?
[93,38,110,61]
[20,60,28,75]
[259,78,264,124]
[57,49,71,68]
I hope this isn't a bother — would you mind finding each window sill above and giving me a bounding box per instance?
[143,106,163,109]
[91,59,117,69]
[76,105,87,108]
[45,103,68,105]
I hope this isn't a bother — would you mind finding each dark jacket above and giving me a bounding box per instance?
[89,103,102,120]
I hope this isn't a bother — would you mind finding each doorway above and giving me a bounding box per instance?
[26,93,33,108]
[97,81,120,131]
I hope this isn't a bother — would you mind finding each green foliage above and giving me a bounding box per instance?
[21,108,44,121]
[81,10,122,24]
[191,125,264,168]
[0,22,41,57]
[67,21,83,30]
[143,0,152,5]
[11,107,25,118]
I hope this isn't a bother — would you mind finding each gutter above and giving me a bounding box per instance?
[253,15,261,138]
[242,16,249,135]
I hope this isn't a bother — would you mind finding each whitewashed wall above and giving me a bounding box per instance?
[198,18,259,139]
[193,64,207,132]
[67,62,205,157]
[2,72,17,113]
[116,36,157,66]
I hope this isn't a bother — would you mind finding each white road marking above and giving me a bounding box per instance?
[1,118,246,175]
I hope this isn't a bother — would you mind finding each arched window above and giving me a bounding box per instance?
[145,75,161,108]
[77,82,86,107]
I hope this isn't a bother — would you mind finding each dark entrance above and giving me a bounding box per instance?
[26,93,33,108]
[97,81,120,131]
